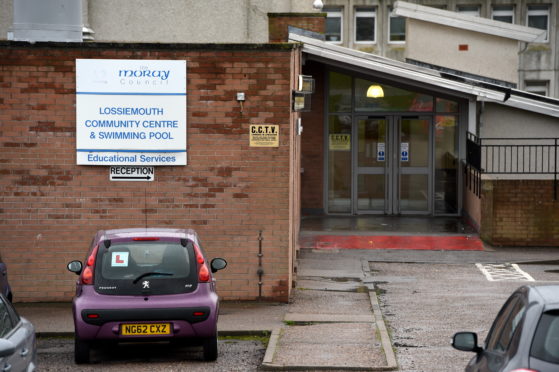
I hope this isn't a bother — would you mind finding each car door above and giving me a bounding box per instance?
[467,294,526,372]
[0,295,35,372]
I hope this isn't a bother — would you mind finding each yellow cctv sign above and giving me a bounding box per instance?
[329,134,351,151]
[250,125,279,147]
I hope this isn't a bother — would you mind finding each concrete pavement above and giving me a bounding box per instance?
[14,249,397,371]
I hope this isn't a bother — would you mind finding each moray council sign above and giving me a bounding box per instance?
[75,59,187,166]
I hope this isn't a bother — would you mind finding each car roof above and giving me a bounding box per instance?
[97,228,199,243]
[525,285,559,310]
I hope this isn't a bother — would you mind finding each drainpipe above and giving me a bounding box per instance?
[257,230,264,300]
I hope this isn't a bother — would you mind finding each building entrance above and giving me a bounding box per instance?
[324,70,461,216]
[355,116,431,214]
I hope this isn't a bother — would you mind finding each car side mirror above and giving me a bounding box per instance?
[0,339,15,358]
[210,258,227,273]
[452,332,482,353]
[67,260,83,275]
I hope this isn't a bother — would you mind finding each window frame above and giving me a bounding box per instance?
[492,5,515,24]
[325,7,344,44]
[525,80,549,96]
[354,7,376,44]
[527,4,550,43]
[457,5,481,17]
[388,7,406,44]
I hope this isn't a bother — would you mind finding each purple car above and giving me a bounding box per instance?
[67,228,227,364]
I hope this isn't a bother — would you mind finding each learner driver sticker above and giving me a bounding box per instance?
[111,252,129,267]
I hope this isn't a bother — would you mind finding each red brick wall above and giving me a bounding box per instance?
[0,42,299,302]
[480,179,559,246]
[268,13,326,43]
[300,61,325,213]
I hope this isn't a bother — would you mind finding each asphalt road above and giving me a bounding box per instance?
[366,251,559,372]
[37,336,266,371]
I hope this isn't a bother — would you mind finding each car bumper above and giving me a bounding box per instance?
[73,285,218,341]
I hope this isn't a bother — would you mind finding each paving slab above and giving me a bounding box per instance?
[273,323,385,369]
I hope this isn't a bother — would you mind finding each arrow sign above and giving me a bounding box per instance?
[110,166,155,182]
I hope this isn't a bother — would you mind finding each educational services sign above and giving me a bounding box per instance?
[75,59,187,165]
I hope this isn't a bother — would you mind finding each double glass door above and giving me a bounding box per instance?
[327,115,432,215]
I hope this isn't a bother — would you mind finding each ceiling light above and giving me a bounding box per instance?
[366,85,384,98]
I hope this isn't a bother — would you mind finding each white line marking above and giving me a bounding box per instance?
[476,263,535,282]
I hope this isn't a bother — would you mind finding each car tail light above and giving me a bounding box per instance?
[133,237,160,241]
[81,244,99,285]
[193,243,210,282]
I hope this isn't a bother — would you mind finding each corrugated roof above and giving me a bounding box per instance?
[288,33,559,118]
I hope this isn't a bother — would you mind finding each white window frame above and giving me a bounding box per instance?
[325,7,343,44]
[457,5,481,17]
[354,7,376,44]
[527,5,550,43]
[492,5,515,24]
[525,80,549,96]
[388,7,406,44]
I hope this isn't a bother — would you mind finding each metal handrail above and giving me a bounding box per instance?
[466,133,558,200]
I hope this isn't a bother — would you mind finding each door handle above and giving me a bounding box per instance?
[20,347,29,357]
[2,363,11,372]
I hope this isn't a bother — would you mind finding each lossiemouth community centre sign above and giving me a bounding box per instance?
[75,59,187,166]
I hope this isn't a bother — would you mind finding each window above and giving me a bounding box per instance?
[354,7,376,43]
[486,295,526,352]
[492,5,515,23]
[531,311,559,364]
[525,81,549,96]
[325,7,343,43]
[527,5,550,42]
[457,5,481,17]
[389,8,406,43]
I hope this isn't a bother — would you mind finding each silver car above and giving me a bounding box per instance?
[0,294,36,372]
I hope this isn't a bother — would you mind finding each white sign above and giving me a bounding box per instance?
[401,142,409,162]
[110,166,154,182]
[377,142,385,162]
[76,59,187,166]
[111,252,129,267]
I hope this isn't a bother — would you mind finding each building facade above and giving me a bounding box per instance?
[321,0,558,98]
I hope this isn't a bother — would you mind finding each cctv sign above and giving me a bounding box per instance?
[75,59,187,166]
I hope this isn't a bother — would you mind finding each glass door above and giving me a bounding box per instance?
[354,117,389,214]
[353,116,432,215]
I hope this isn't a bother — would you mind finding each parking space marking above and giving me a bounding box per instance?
[476,263,535,282]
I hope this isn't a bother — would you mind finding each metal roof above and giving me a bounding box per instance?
[393,1,546,43]
[288,33,559,118]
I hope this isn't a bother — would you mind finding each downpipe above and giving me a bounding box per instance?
[257,230,264,301]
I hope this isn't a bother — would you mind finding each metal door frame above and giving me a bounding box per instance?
[352,115,433,215]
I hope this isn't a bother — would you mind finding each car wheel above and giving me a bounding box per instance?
[74,337,90,364]
[202,335,218,361]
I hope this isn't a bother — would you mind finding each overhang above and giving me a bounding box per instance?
[393,1,546,43]
[288,33,559,118]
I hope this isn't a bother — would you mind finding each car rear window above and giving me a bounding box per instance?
[94,240,198,295]
[530,310,559,364]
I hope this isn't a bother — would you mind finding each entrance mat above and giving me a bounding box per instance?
[300,235,484,251]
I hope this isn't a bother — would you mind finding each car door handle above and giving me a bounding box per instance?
[2,363,11,372]
[20,348,29,357]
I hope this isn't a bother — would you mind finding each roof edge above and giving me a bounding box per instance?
[393,1,546,43]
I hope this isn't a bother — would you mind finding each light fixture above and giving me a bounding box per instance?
[312,0,324,10]
[366,84,384,98]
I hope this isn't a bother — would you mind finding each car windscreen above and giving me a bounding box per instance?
[530,310,559,364]
[94,240,198,296]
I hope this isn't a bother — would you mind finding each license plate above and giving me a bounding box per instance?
[121,323,171,336]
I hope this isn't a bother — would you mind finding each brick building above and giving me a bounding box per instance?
[0,4,558,303]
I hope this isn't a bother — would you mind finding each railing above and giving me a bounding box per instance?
[466,133,558,200]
